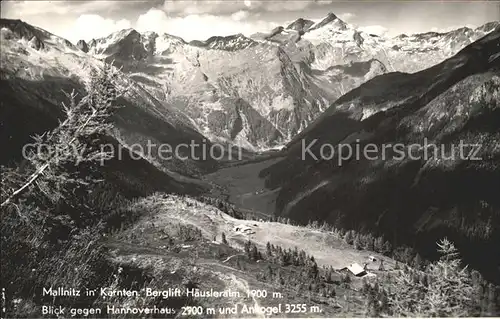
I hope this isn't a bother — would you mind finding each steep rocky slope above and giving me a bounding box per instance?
[189,33,258,51]
[267,13,498,73]
[76,13,498,151]
[0,19,218,176]
[259,27,500,282]
[82,29,339,150]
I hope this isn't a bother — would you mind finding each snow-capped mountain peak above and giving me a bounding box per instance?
[308,12,347,31]
[3,15,497,151]
[190,33,258,51]
[1,18,78,52]
[286,18,315,33]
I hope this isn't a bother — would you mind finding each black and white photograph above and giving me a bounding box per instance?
[1,0,499,317]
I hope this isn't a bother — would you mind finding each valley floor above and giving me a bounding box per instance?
[204,157,283,216]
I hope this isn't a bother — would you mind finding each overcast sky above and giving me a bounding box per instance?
[1,0,499,43]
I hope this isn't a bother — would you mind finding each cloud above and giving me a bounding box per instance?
[2,1,123,17]
[162,0,330,16]
[338,12,355,22]
[430,24,477,33]
[2,1,70,16]
[136,8,278,41]
[231,10,250,21]
[162,0,241,15]
[257,1,313,12]
[358,25,389,36]
[63,14,132,42]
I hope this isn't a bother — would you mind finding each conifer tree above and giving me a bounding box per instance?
[2,64,125,210]
[1,63,127,313]
[382,240,393,255]
[326,267,333,283]
[251,244,259,261]
[379,260,385,271]
[266,241,272,258]
[387,238,476,317]
[244,240,252,257]
[374,236,385,253]
[344,230,354,245]
[412,253,422,270]
[353,235,362,250]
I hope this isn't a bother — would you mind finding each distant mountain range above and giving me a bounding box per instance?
[3,14,495,151]
[82,14,496,150]
[80,15,500,150]
[1,12,499,284]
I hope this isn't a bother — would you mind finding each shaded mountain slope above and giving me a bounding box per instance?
[0,18,76,51]
[259,27,500,282]
[0,77,209,202]
[0,18,218,176]
[84,29,341,149]
[286,18,315,33]
[80,14,497,151]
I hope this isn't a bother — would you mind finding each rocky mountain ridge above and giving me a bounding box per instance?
[74,13,498,150]
[2,15,498,152]
[259,26,500,282]
[0,18,217,176]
